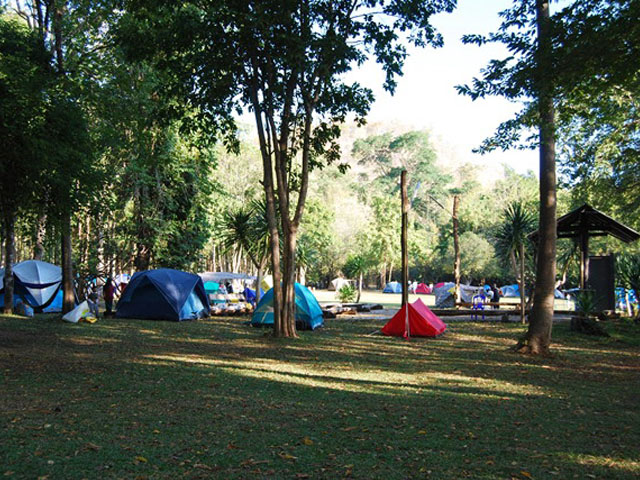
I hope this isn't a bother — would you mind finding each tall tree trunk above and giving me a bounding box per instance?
[519,242,526,325]
[3,213,16,314]
[453,194,461,303]
[255,261,264,305]
[135,239,151,271]
[61,211,75,313]
[248,82,283,336]
[518,0,556,354]
[357,271,363,303]
[278,228,298,338]
[34,213,46,260]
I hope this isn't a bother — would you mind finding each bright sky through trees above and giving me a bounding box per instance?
[353,0,541,176]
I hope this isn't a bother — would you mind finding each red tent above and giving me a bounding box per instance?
[415,283,431,294]
[381,298,446,338]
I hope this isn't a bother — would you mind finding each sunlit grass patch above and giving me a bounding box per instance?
[1,314,639,479]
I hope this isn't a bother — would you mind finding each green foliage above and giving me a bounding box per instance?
[495,201,536,271]
[299,199,338,283]
[574,290,599,317]
[0,15,53,218]
[336,283,357,303]
[617,253,640,303]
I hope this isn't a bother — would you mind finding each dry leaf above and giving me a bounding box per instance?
[520,471,533,479]
[278,452,297,461]
[134,456,148,463]
[302,437,314,446]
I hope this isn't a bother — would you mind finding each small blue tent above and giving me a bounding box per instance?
[116,269,209,321]
[251,283,323,330]
[0,260,64,312]
[383,281,403,293]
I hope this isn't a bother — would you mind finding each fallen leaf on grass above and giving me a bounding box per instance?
[84,442,101,451]
[520,471,533,479]
[134,456,147,464]
[193,463,212,470]
[302,437,314,446]
[417,430,427,435]
[278,452,297,461]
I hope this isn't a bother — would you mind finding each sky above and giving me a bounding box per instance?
[351,0,540,176]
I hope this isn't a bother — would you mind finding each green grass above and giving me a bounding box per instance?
[1,313,639,479]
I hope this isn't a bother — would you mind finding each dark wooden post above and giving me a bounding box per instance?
[453,194,461,303]
[401,170,409,307]
[579,215,589,290]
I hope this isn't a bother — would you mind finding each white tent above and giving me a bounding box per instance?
[0,260,62,309]
[328,277,353,291]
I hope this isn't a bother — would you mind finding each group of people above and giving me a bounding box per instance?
[86,277,118,318]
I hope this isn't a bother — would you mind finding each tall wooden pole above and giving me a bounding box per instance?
[401,171,409,307]
[453,194,461,303]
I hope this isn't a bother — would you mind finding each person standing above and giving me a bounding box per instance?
[104,277,116,316]
[492,284,501,309]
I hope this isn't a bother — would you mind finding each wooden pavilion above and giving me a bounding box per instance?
[530,204,640,295]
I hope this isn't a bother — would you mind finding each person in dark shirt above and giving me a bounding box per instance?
[492,284,501,309]
[104,277,116,315]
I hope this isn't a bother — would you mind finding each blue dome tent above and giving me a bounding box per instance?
[116,269,209,321]
[251,283,323,330]
[383,281,403,293]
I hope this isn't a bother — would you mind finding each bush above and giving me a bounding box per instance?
[337,284,357,303]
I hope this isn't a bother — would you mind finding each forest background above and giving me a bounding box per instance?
[2,0,639,302]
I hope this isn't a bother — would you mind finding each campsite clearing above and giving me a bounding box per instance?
[1,314,639,479]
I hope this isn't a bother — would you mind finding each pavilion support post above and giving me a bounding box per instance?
[579,227,589,290]
[401,170,409,307]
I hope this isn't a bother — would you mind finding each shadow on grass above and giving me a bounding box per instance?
[1,314,639,479]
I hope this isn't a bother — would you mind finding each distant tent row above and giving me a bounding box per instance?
[0,260,64,312]
[384,282,432,294]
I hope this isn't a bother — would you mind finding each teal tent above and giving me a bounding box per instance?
[251,283,324,330]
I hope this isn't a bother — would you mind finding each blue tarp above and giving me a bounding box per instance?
[116,269,209,321]
[383,281,402,293]
[251,283,324,330]
[500,284,520,298]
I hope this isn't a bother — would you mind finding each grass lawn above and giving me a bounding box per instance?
[1,313,639,479]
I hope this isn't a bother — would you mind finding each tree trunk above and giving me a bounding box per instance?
[34,213,46,260]
[519,242,526,324]
[277,228,298,338]
[134,242,151,271]
[3,213,16,314]
[357,271,363,303]
[61,211,75,313]
[256,262,264,305]
[453,195,461,303]
[518,0,556,354]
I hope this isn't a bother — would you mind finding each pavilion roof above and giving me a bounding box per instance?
[529,204,640,243]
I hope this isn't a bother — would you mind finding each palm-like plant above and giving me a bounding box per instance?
[219,200,271,304]
[496,201,536,324]
[344,254,369,303]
